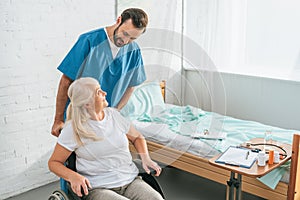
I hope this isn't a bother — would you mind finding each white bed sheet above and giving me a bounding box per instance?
[133,120,221,159]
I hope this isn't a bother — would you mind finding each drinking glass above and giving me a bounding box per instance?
[264,130,273,144]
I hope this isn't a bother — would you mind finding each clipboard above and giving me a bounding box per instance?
[215,146,258,168]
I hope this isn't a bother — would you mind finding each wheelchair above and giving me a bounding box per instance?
[48,152,165,200]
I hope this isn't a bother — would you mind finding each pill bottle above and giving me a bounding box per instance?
[274,151,280,163]
[268,150,274,164]
[257,151,266,166]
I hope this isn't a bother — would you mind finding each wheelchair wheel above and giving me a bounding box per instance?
[48,189,69,200]
[48,194,61,200]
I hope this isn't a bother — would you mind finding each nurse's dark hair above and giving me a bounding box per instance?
[120,8,148,33]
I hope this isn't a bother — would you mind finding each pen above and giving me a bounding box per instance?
[225,162,240,167]
[245,151,249,160]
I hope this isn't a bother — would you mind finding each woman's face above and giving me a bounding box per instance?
[94,86,108,112]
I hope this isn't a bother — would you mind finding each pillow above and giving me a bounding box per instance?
[120,81,166,120]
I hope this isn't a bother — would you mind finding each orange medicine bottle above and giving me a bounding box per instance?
[268,150,274,164]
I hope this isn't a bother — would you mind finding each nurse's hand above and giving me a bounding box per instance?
[51,120,64,137]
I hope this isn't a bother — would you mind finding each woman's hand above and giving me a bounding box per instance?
[69,173,92,197]
[141,157,162,176]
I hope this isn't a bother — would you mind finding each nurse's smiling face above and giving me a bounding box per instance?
[113,19,145,47]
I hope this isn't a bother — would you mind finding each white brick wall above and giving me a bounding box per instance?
[0,1,115,198]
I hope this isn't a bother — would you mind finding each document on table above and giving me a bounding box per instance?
[215,146,258,168]
[192,131,227,140]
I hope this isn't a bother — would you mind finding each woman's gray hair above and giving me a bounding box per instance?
[66,77,101,145]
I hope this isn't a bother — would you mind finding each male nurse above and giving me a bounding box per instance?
[51,8,148,137]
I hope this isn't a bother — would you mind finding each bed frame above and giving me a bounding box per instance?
[130,81,299,200]
[288,133,300,200]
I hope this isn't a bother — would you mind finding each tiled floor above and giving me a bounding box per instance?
[6,166,265,200]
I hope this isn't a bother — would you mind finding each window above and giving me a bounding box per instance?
[184,0,300,81]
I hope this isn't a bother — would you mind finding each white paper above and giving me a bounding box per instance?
[192,131,227,140]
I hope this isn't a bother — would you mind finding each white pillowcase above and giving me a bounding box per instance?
[120,82,165,120]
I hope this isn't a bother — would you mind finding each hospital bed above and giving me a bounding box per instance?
[122,81,300,200]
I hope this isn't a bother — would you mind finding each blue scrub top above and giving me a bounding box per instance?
[57,28,146,110]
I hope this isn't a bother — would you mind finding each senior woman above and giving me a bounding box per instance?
[48,77,163,200]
